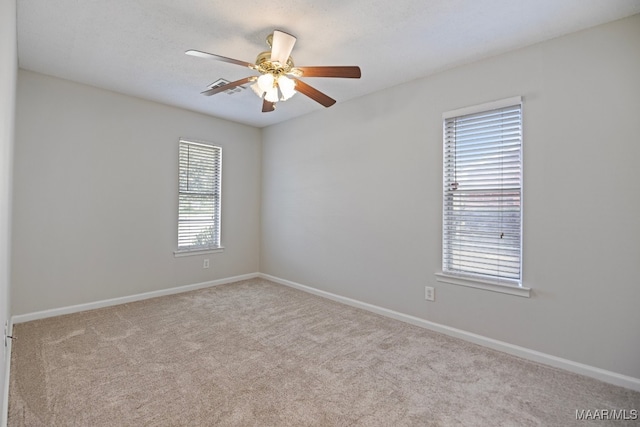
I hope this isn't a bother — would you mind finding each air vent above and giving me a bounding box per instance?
[208,78,246,95]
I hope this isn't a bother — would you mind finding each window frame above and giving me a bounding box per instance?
[435,97,530,297]
[173,138,224,257]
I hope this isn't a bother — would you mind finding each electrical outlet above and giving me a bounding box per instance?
[203,259,210,269]
[425,286,435,302]
[4,320,9,358]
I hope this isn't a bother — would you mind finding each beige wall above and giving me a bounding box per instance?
[12,70,262,314]
[261,15,640,378]
[1,0,17,417]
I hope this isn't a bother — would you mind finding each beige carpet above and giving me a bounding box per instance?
[8,278,640,426]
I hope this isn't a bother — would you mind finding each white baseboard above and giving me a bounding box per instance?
[11,273,260,324]
[259,273,640,392]
[2,319,12,427]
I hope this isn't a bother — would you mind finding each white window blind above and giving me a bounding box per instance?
[443,98,522,285]
[178,139,221,251]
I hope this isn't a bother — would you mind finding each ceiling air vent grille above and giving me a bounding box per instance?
[208,78,246,95]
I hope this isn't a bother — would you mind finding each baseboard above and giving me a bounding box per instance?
[11,273,260,324]
[259,273,640,392]
[2,319,12,427]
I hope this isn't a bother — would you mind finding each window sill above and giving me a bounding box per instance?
[174,247,225,258]
[434,272,531,298]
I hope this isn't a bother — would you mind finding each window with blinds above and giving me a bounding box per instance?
[442,97,522,285]
[178,139,222,252]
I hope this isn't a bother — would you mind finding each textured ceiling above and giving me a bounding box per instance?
[17,0,640,128]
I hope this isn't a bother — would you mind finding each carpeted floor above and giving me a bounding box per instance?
[8,278,640,426]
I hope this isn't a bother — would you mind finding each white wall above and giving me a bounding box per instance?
[1,0,17,418]
[261,15,640,379]
[12,70,262,315]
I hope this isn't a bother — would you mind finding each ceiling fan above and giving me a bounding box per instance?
[186,30,361,113]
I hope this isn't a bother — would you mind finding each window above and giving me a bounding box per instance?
[176,139,222,254]
[437,97,528,297]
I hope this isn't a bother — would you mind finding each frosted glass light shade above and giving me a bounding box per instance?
[250,83,264,98]
[278,76,296,100]
[264,87,279,103]
[257,74,275,93]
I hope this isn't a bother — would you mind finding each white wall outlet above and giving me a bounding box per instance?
[203,259,210,269]
[4,320,9,358]
[425,286,435,302]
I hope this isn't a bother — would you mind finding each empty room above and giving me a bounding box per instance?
[1,0,640,425]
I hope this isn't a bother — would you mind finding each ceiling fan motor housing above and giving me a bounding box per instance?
[255,50,297,77]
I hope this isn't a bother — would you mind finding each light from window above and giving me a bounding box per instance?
[178,139,221,251]
[442,97,522,285]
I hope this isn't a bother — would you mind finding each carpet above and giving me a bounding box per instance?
[8,278,640,426]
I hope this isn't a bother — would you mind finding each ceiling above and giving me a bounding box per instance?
[16,0,640,128]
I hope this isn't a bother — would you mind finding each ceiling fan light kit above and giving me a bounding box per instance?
[186,30,361,113]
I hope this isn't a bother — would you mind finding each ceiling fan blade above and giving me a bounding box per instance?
[294,66,361,79]
[270,30,297,65]
[262,99,276,113]
[293,79,336,108]
[186,50,255,69]
[201,77,254,96]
